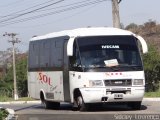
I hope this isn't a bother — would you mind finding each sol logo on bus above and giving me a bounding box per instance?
[38,72,52,86]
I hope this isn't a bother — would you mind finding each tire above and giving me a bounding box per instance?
[41,99,50,109]
[128,101,141,110]
[40,92,60,109]
[42,100,60,109]
[40,92,50,109]
[77,95,89,111]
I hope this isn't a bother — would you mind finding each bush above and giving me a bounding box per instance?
[0,108,9,120]
[2,56,28,98]
[143,44,160,92]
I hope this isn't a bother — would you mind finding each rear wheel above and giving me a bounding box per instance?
[42,100,60,109]
[41,99,50,109]
[40,92,60,109]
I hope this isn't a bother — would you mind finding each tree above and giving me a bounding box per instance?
[143,44,160,92]
[3,53,28,97]
[143,20,157,36]
[125,23,138,30]
[16,56,28,97]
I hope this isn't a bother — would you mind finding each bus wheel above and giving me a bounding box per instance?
[77,96,88,111]
[42,99,50,109]
[42,100,60,109]
[40,92,50,109]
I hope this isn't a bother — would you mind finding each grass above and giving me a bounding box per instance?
[0,96,35,102]
[0,96,13,102]
[16,97,35,101]
[144,86,160,97]
[144,83,160,97]
[144,91,160,97]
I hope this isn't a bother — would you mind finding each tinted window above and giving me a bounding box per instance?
[73,36,143,71]
[28,36,69,71]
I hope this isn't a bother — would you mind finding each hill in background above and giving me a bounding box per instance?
[125,20,160,52]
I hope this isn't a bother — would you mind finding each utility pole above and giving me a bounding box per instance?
[3,32,21,100]
[112,0,121,28]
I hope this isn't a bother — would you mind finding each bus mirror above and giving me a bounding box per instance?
[134,35,148,54]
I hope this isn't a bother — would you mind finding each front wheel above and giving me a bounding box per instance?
[77,95,89,111]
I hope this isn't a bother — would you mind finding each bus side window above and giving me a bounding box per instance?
[55,40,63,67]
[39,40,50,68]
[50,38,63,68]
[29,41,40,69]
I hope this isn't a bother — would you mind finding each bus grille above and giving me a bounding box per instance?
[104,79,132,86]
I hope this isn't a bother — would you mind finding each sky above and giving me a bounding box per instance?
[0,0,160,52]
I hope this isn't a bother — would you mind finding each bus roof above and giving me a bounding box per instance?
[30,27,134,41]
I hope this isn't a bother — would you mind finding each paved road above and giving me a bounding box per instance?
[1,101,160,120]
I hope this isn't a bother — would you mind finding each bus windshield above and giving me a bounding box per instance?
[76,36,142,70]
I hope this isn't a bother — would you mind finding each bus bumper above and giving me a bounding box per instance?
[79,87,145,103]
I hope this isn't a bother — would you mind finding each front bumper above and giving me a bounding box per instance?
[79,87,145,103]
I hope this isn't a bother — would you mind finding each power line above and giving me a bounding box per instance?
[0,0,89,18]
[0,0,95,19]
[36,0,96,12]
[0,0,64,23]
[0,0,96,19]
[1,0,104,26]
[11,2,101,29]
[0,0,58,19]
[0,0,108,27]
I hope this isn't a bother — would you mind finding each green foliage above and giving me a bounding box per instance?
[143,44,160,92]
[16,58,28,97]
[145,91,160,97]
[125,20,160,92]
[0,96,13,102]
[0,97,34,102]
[0,108,9,120]
[2,56,28,97]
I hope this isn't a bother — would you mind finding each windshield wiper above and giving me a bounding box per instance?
[116,64,142,70]
[106,64,139,71]
[108,66,120,71]
[129,65,142,70]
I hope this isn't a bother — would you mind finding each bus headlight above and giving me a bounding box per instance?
[133,79,144,85]
[89,80,103,87]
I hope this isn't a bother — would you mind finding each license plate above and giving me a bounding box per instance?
[114,93,123,99]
